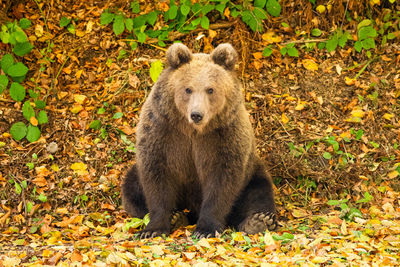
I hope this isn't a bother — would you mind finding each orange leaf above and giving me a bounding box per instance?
[253,52,263,59]
[30,116,38,126]
[223,7,230,17]
[282,113,289,124]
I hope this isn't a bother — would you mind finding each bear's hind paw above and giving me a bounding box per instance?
[170,211,189,230]
[240,212,278,234]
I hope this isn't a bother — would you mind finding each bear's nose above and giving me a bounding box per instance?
[190,112,203,123]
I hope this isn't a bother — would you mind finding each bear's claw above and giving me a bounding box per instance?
[239,212,278,234]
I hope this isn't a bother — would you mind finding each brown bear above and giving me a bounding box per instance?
[122,43,277,238]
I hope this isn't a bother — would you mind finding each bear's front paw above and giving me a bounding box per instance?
[137,228,169,239]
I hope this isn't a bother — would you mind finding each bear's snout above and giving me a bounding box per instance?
[190,112,203,124]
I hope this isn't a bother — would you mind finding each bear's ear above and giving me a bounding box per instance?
[211,43,238,70]
[166,43,192,69]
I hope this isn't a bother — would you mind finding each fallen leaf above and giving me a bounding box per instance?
[282,113,290,124]
[302,59,318,71]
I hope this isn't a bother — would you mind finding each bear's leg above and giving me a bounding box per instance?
[121,164,148,218]
[227,162,278,234]
[122,165,188,233]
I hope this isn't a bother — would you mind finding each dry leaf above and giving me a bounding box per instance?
[302,59,318,71]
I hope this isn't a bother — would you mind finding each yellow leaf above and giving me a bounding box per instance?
[35,24,43,37]
[295,103,305,110]
[316,5,326,13]
[351,109,365,118]
[51,164,59,172]
[74,94,87,104]
[345,76,356,85]
[302,59,318,71]
[30,116,38,126]
[71,162,88,176]
[197,238,211,248]
[262,31,282,44]
[75,30,85,37]
[383,113,394,121]
[76,69,83,79]
[387,170,399,179]
[70,103,83,113]
[42,249,52,258]
[282,113,289,124]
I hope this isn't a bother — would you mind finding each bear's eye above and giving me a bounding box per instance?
[207,88,214,94]
[185,88,192,94]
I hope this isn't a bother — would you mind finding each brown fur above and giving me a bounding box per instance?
[122,43,277,238]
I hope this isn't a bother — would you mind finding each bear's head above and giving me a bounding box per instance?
[166,43,239,132]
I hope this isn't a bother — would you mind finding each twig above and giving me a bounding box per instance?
[281,38,327,46]
[353,56,379,79]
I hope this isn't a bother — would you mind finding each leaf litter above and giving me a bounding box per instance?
[1,0,400,266]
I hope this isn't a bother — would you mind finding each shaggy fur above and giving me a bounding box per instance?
[122,43,277,238]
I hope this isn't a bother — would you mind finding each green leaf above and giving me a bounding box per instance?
[357,19,372,30]
[26,125,41,142]
[358,26,377,40]
[60,17,71,27]
[19,18,31,29]
[149,60,163,83]
[327,200,340,205]
[9,82,26,101]
[254,0,267,8]
[338,32,349,48]
[27,202,33,213]
[311,28,322,37]
[10,122,27,141]
[38,193,47,202]
[14,30,28,43]
[90,120,101,130]
[1,53,14,73]
[323,152,332,159]
[287,47,299,57]
[125,18,133,31]
[37,110,48,125]
[7,62,29,77]
[266,0,281,17]
[263,47,273,57]
[113,112,123,119]
[146,11,158,26]
[22,101,35,121]
[326,36,338,52]
[216,3,226,14]
[280,47,287,56]
[13,42,33,56]
[35,100,46,109]
[317,42,326,49]
[100,11,115,25]
[254,7,267,20]
[26,162,34,170]
[131,1,140,13]
[15,182,22,195]
[361,38,375,50]
[387,32,396,40]
[168,5,178,20]
[354,40,362,52]
[0,75,8,94]
[181,4,191,16]
[200,16,210,29]
[369,141,379,148]
[67,24,75,34]
[201,4,214,15]
[113,15,125,35]
[97,107,106,114]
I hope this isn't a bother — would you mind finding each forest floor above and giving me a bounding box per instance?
[1,0,400,266]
